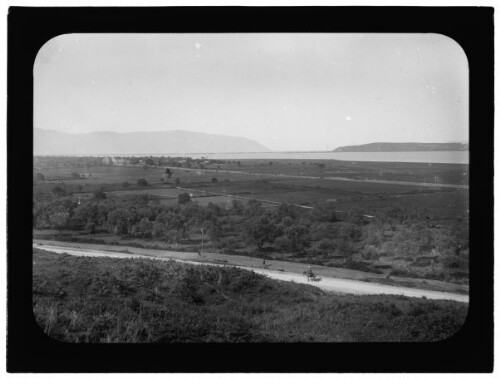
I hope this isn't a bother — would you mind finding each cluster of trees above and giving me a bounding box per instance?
[33,190,468,268]
[127,156,227,169]
[34,156,110,170]
[34,155,232,173]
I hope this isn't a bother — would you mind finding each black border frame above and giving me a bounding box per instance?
[7,6,494,373]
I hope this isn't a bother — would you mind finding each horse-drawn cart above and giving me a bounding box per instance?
[303,270,322,282]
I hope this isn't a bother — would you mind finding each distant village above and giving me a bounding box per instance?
[34,155,228,171]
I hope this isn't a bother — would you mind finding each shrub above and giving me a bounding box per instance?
[218,236,239,251]
[48,212,70,230]
[316,238,337,254]
[137,178,148,187]
[178,192,191,204]
[51,186,65,197]
[274,236,293,252]
[93,189,107,200]
[362,245,380,260]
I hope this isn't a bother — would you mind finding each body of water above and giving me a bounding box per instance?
[66,150,469,164]
[168,151,469,164]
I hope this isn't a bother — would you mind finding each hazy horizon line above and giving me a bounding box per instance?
[35,127,468,151]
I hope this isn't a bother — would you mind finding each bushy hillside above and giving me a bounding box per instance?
[33,249,467,343]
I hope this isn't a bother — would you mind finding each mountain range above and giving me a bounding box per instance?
[34,128,271,155]
[333,142,469,153]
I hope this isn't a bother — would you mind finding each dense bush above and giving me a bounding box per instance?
[274,236,293,252]
[137,178,148,187]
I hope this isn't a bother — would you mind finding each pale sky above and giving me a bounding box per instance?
[34,33,468,151]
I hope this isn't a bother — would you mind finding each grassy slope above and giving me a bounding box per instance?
[33,249,468,343]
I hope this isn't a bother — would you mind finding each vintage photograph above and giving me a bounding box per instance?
[32,33,469,343]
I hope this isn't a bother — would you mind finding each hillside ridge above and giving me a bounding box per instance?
[333,142,469,152]
[34,128,271,155]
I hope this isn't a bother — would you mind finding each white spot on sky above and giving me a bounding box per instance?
[91,80,96,85]
[194,42,202,58]
[345,116,352,121]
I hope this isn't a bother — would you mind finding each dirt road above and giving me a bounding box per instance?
[33,242,468,303]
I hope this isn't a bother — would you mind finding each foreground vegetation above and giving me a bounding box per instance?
[33,249,468,343]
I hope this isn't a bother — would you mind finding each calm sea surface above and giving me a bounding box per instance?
[166,151,469,164]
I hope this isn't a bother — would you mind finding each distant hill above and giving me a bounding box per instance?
[333,142,469,153]
[34,128,271,155]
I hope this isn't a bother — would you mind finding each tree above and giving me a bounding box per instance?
[49,212,70,230]
[175,177,181,185]
[205,221,223,242]
[178,192,191,204]
[231,199,244,215]
[93,189,107,200]
[136,217,152,238]
[211,177,218,184]
[151,221,167,239]
[35,173,45,181]
[137,178,148,187]
[316,238,338,254]
[122,181,130,188]
[244,199,263,217]
[310,204,339,223]
[145,158,155,166]
[165,168,173,178]
[165,229,182,244]
[74,202,100,226]
[281,216,294,227]
[71,172,81,179]
[51,186,65,197]
[245,216,280,252]
[274,235,293,252]
[285,224,311,250]
[107,208,133,235]
[84,221,96,234]
[276,203,296,220]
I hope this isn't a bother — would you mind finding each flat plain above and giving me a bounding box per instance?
[32,156,469,342]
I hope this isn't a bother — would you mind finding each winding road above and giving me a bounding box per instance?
[33,242,468,303]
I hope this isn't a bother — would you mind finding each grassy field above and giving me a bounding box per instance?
[204,159,469,185]
[33,249,468,343]
[33,162,468,217]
